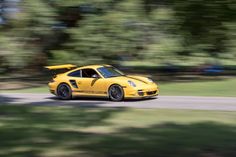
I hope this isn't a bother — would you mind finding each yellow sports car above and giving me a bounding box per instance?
[45,64,159,101]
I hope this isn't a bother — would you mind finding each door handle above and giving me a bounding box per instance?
[77,81,82,84]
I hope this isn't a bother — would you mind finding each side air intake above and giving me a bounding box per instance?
[69,80,78,88]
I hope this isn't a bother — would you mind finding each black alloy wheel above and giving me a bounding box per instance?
[109,85,124,101]
[57,83,72,100]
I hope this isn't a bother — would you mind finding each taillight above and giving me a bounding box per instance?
[49,79,55,83]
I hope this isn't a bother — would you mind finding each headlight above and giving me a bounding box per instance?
[128,80,136,87]
[147,78,153,83]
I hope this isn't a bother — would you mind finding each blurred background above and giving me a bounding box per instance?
[0,1,236,157]
[0,0,235,73]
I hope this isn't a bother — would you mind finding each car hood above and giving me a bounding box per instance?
[111,75,154,87]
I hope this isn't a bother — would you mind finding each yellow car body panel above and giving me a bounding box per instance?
[47,64,159,99]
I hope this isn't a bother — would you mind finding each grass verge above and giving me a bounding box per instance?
[159,77,236,97]
[0,105,235,157]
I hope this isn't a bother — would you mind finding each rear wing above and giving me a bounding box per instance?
[45,64,77,70]
[44,64,77,77]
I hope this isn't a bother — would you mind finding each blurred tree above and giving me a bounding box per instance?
[0,0,236,73]
[172,0,236,56]
[0,0,56,71]
[50,0,145,65]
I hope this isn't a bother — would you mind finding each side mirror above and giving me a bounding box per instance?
[92,74,100,79]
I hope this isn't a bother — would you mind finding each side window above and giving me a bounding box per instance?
[68,70,81,77]
[81,69,99,78]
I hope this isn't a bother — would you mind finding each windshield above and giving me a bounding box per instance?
[97,67,125,78]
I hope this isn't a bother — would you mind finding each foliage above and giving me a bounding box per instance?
[0,0,235,71]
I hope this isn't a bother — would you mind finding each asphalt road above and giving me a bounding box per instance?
[0,93,236,111]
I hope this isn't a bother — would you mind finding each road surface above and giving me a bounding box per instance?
[0,93,236,111]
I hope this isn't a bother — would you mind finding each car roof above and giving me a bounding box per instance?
[74,64,112,70]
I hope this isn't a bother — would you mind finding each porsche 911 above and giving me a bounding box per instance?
[45,64,159,101]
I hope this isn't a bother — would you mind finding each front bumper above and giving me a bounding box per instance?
[124,84,159,98]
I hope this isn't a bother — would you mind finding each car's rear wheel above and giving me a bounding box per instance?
[109,84,124,101]
[57,83,72,100]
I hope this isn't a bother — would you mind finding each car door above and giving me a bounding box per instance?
[77,68,108,96]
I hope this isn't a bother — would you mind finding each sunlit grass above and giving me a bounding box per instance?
[159,78,236,97]
[2,86,49,93]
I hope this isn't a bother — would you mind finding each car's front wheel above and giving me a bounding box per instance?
[108,84,124,101]
[57,83,72,100]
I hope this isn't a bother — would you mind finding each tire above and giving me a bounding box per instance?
[57,83,72,100]
[108,84,124,101]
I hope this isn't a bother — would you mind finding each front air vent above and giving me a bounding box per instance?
[137,90,144,96]
[146,91,157,95]
[69,80,78,88]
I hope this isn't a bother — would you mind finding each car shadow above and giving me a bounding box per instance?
[0,94,158,107]
[47,96,158,102]
[47,96,109,102]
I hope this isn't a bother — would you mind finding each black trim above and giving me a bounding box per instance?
[69,80,78,88]
[72,90,107,94]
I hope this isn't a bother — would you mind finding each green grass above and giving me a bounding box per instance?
[4,78,236,97]
[159,78,236,97]
[0,106,235,157]
[2,86,49,93]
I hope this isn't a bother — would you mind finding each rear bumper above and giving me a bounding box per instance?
[48,82,58,95]
[50,89,56,95]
